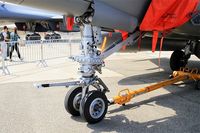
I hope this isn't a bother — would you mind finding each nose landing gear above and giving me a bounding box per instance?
[34,8,139,124]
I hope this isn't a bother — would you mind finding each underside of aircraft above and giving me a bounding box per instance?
[4,0,200,70]
[3,0,200,123]
[0,1,80,40]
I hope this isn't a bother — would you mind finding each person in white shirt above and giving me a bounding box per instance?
[1,26,9,60]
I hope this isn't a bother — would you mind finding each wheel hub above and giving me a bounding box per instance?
[89,98,105,119]
[73,93,82,111]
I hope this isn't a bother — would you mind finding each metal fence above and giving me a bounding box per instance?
[0,39,81,75]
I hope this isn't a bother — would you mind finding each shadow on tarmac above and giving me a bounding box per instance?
[119,57,200,85]
[86,57,200,133]
[87,88,200,133]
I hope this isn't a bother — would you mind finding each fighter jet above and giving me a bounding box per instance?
[0,1,79,40]
[3,0,200,123]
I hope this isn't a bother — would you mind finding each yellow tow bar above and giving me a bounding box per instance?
[110,68,200,105]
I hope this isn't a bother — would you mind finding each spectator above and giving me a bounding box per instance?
[6,28,11,58]
[1,26,9,61]
[10,27,23,61]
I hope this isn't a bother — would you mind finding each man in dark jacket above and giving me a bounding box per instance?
[9,27,23,61]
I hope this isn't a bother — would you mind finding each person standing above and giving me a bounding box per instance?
[10,27,22,61]
[6,28,11,58]
[1,26,9,60]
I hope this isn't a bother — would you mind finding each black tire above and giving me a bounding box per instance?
[56,34,61,39]
[170,50,187,71]
[44,34,51,40]
[80,91,108,124]
[51,33,61,40]
[64,86,82,116]
[26,34,31,40]
[30,33,41,40]
[196,81,200,90]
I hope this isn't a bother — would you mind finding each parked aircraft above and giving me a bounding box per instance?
[3,0,200,123]
[0,1,79,40]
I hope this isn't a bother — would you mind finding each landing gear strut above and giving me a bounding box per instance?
[61,21,107,123]
[35,23,138,123]
[34,6,139,124]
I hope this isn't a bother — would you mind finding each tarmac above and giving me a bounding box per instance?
[0,51,200,133]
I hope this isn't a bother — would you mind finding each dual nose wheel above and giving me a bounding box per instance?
[64,86,108,124]
[64,86,82,116]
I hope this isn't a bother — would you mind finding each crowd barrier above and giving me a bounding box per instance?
[0,38,81,75]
